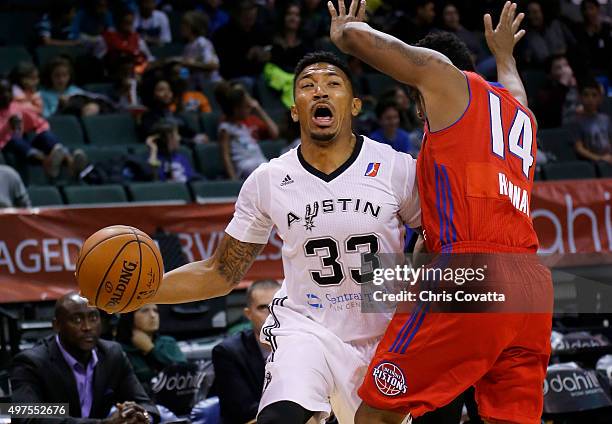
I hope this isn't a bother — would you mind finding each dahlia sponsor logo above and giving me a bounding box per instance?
[543,370,603,397]
[151,369,206,396]
[373,362,407,396]
[104,260,138,308]
[306,293,323,309]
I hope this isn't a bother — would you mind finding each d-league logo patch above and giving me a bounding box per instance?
[365,162,381,177]
[372,362,407,396]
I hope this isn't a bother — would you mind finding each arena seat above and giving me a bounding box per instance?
[0,12,38,46]
[193,144,226,179]
[191,180,244,201]
[200,82,220,113]
[364,73,397,97]
[81,146,130,164]
[149,43,184,59]
[200,112,220,140]
[48,115,85,147]
[596,161,612,178]
[35,45,87,67]
[83,83,114,97]
[130,144,195,169]
[83,114,140,145]
[538,128,577,161]
[28,186,63,207]
[543,161,597,180]
[178,111,202,134]
[256,74,285,112]
[259,140,286,160]
[0,46,32,75]
[24,165,49,186]
[127,182,192,203]
[63,185,128,205]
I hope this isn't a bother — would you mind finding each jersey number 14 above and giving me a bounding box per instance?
[488,91,534,178]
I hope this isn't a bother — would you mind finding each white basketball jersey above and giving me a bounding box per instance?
[225,136,420,342]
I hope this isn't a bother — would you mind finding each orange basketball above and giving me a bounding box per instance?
[76,225,164,314]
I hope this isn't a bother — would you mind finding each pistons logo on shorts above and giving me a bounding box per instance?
[372,362,408,396]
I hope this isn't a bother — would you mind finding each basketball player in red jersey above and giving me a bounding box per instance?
[329,1,553,423]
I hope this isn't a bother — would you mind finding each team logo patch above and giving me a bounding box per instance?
[372,362,407,396]
[365,162,381,177]
[306,293,323,309]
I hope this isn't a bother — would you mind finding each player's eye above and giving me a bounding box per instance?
[300,82,314,88]
[329,81,341,86]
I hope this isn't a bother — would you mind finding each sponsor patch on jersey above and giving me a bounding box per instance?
[365,162,381,177]
[306,293,323,309]
[262,370,272,393]
[372,361,408,396]
[280,174,294,186]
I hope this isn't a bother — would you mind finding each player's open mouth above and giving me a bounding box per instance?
[312,104,334,128]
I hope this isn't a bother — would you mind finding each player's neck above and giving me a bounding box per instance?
[300,131,357,175]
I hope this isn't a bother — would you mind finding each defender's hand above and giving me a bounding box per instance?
[484,1,525,59]
[328,0,367,53]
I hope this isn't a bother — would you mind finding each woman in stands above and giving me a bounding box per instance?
[116,304,187,391]
[39,56,86,118]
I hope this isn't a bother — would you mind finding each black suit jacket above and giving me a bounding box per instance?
[9,335,160,424]
[212,330,266,424]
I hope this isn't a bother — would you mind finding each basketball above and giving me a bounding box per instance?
[76,225,164,314]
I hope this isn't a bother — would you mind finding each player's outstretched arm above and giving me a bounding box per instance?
[151,234,265,303]
[485,1,528,107]
[328,0,468,131]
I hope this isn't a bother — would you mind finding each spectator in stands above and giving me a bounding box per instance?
[9,63,44,116]
[389,0,436,45]
[215,81,277,179]
[35,0,81,47]
[39,56,86,118]
[10,292,159,423]
[369,99,418,156]
[301,0,331,41]
[535,54,581,129]
[73,0,114,38]
[180,11,221,86]
[198,0,230,35]
[575,0,612,74]
[0,165,30,208]
[96,7,154,76]
[116,304,186,390]
[134,0,172,46]
[212,279,280,424]
[382,86,422,133]
[519,0,576,68]
[213,0,272,81]
[441,3,485,64]
[140,78,208,143]
[145,120,203,182]
[0,78,78,179]
[271,1,313,73]
[572,78,612,164]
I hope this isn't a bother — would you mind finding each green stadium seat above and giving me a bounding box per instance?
[200,112,221,141]
[201,81,220,112]
[48,115,85,146]
[0,47,32,75]
[83,83,114,97]
[0,12,38,46]
[596,161,612,178]
[35,45,87,67]
[130,144,195,168]
[178,111,202,134]
[538,128,577,161]
[364,73,397,97]
[81,146,129,164]
[28,186,63,206]
[24,165,50,186]
[191,180,244,201]
[193,144,226,179]
[127,182,192,203]
[259,140,286,160]
[256,74,285,112]
[150,43,184,59]
[63,184,127,205]
[543,161,596,180]
[83,114,140,145]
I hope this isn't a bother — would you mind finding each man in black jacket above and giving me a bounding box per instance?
[10,292,159,424]
[212,279,280,424]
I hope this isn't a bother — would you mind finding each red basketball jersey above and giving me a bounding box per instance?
[417,71,539,253]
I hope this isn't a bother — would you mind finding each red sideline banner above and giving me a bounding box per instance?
[0,178,610,303]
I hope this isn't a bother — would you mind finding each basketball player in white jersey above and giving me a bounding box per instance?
[141,51,420,423]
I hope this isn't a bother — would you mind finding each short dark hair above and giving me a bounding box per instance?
[182,11,209,37]
[544,53,568,74]
[375,98,400,118]
[578,76,601,93]
[214,80,248,117]
[581,0,600,13]
[9,62,38,87]
[41,56,74,89]
[246,279,280,306]
[415,31,475,72]
[294,51,352,94]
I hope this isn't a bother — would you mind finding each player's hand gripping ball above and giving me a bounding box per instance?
[76,225,164,314]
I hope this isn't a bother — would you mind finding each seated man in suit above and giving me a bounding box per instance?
[10,292,160,423]
[212,279,280,424]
